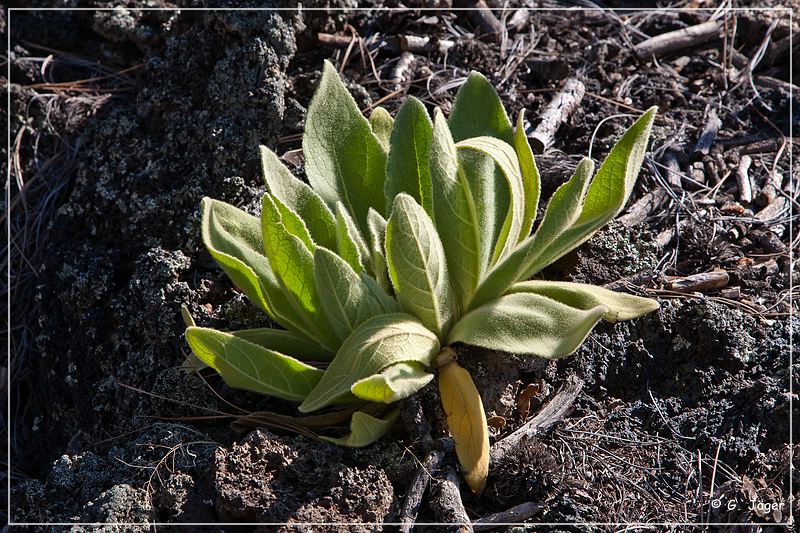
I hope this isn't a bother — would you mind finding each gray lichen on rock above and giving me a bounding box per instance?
[27,11,298,477]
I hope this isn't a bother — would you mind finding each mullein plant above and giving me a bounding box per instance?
[184,60,659,493]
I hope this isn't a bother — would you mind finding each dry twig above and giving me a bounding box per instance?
[390,51,416,91]
[527,78,585,154]
[694,107,721,155]
[399,450,445,533]
[634,20,723,58]
[734,155,754,204]
[430,465,473,532]
[619,188,670,228]
[464,0,502,38]
[401,395,434,454]
[317,33,455,55]
[666,270,729,293]
[473,501,544,531]
[754,195,790,225]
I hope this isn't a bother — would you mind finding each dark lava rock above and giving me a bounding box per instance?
[12,423,219,527]
[80,484,155,531]
[214,430,395,530]
[560,299,797,470]
[147,366,222,419]
[23,9,298,476]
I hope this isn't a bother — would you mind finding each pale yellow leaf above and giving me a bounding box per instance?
[438,360,489,494]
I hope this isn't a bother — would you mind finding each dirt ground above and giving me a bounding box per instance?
[5,1,798,531]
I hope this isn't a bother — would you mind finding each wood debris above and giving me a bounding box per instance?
[755,172,783,207]
[719,287,741,300]
[506,8,530,32]
[754,195,789,224]
[317,32,455,55]
[390,51,415,91]
[753,259,779,277]
[734,155,754,203]
[473,502,545,531]
[666,270,729,293]
[430,465,473,533]
[527,78,585,154]
[619,188,669,228]
[634,20,723,58]
[464,0,502,38]
[694,107,721,155]
[399,449,445,533]
[662,150,683,188]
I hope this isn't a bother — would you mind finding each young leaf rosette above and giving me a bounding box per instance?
[185,60,659,494]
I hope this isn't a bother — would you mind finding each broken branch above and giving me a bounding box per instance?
[399,449,445,533]
[431,464,473,533]
[401,395,434,454]
[662,150,683,188]
[390,51,415,91]
[754,195,789,224]
[666,270,729,293]
[634,20,724,58]
[755,172,783,207]
[694,107,721,155]
[619,188,669,228]
[507,8,530,32]
[735,155,754,203]
[465,0,502,38]
[317,33,455,55]
[473,501,545,531]
[527,78,585,154]
[397,35,456,55]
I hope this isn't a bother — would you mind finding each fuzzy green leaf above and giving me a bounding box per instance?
[429,109,483,308]
[448,71,514,144]
[456,149,508,274]
[447,73,515,252]
[180,306,207,371]
[271,194,315,252]
[261,194,336,348]
[521,157,595,262]
[526,107,657,275]
[201,197,272,313]
[448,292,607,358]
[335,202,370,274]
[366,208,391,291]
[314,246,400,344]
[321,409,400,447]
[231,327,334,361]
[186,327,323,401]
[385,97,434,214]
[259,145,338,250]
[386,193,457,337]
[509,281,660,322]
[303,60,387,233]
[455,136,525,263]
[468,158,595,310]
[369,107,394,150]
[201,198,310,338]
[180,305,196,328]
[351,361,434,404]
[514,110,540,238]
[299,313,439,413]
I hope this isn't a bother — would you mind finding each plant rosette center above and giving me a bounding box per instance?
[182,59,659,494]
